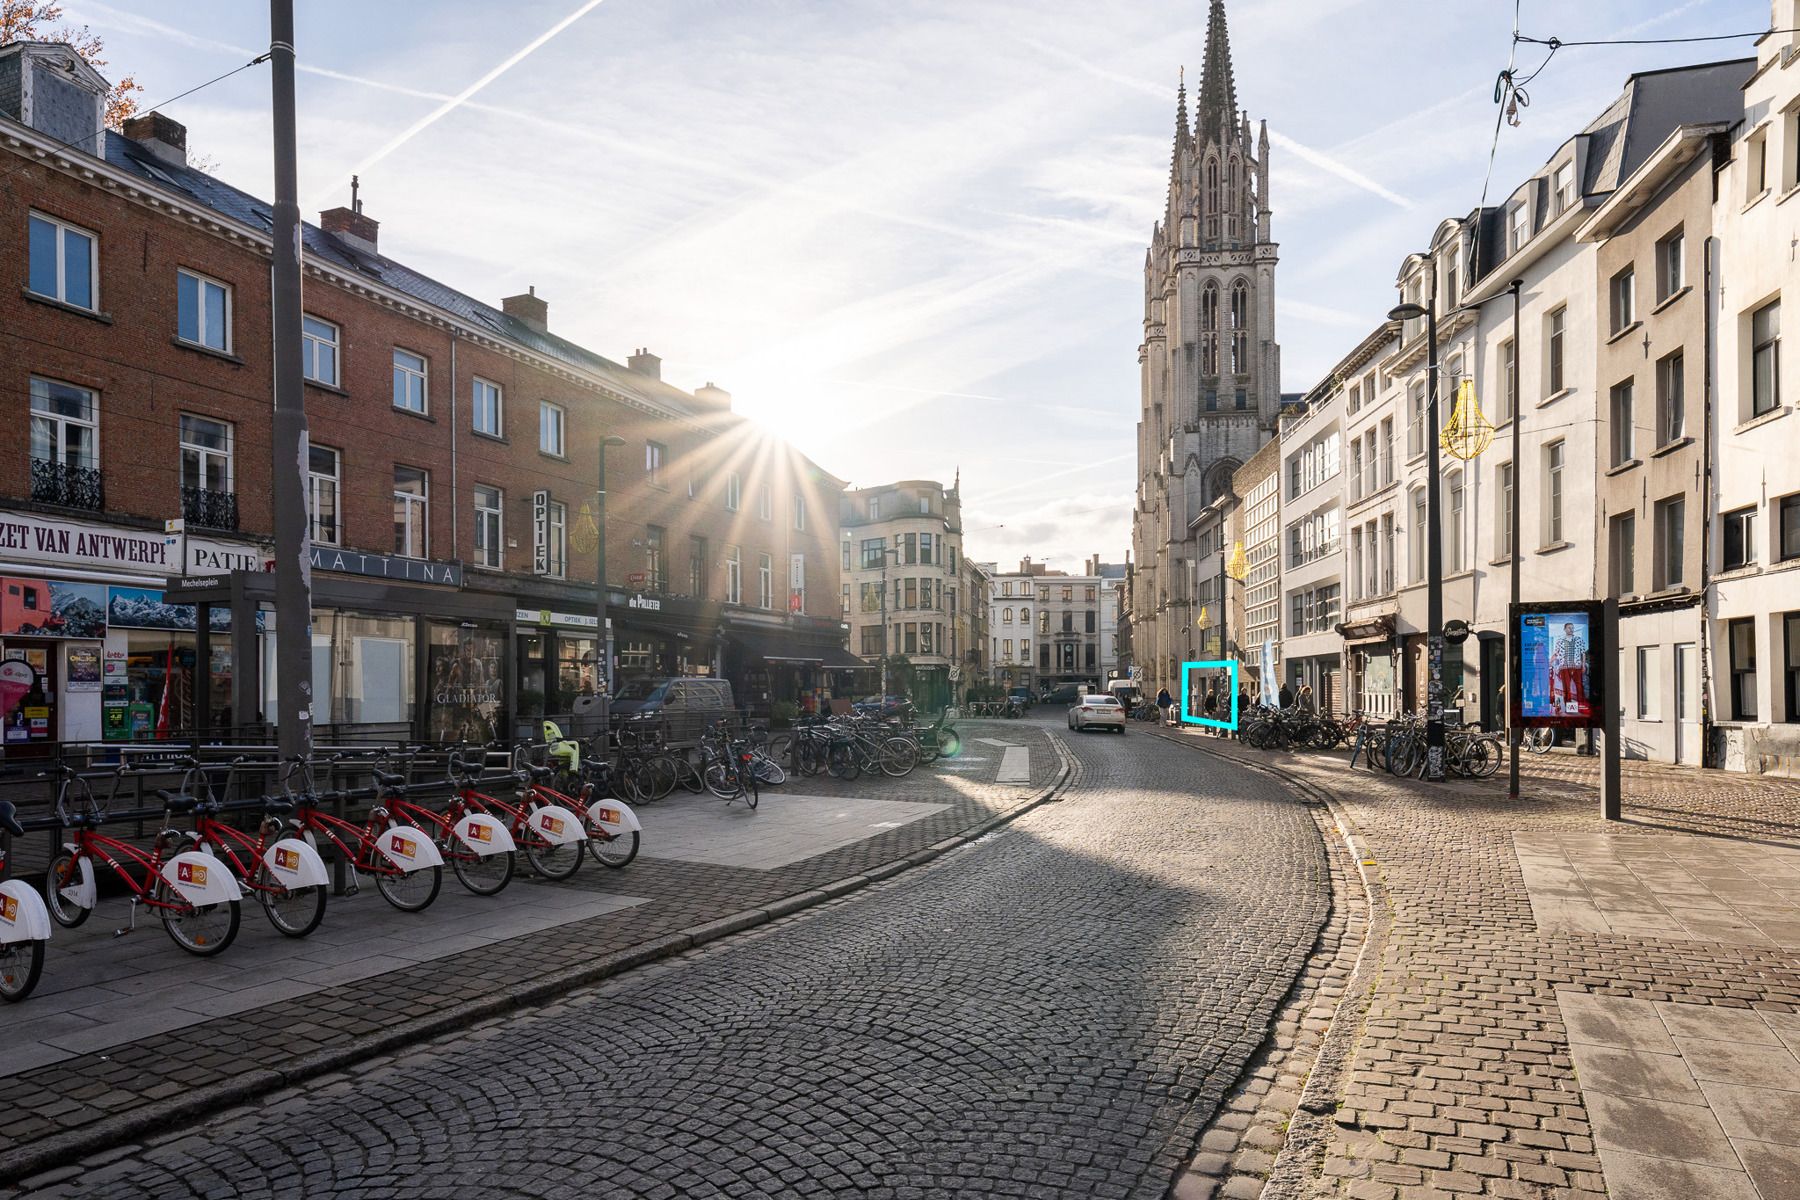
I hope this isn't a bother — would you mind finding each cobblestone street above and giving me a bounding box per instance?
[8,716,1329,1199]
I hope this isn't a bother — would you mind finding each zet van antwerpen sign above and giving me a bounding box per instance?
[311,547,463,587]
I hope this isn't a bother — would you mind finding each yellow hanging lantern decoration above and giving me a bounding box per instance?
[1440,378,1496,461]
[1226,541,1248,582]
[570,502,600,554]
[1195,606,1208,628]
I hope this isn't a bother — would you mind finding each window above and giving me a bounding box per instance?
[689,536,708,598]
[1349,529,1364,600]
[758,553,773,609]
[859,583,881,612]
[1003,607,1014,625]
[868,495,880,520]
[1491,460,1513,561]
[1407,380,1425,457]
[1002,638,1013,661]
[1610,380,1635,465]
[1547,307,1566,395]
[393,466,428,557]
[1781,493,1800,562]
[757,484,772,521]
[1788,613,1800,724]
[1544,440,1565,545]
[1612,512,1636,595]
[1729,617,1758,721]
[861,538,885,570]
[1655,351,1684,445]
[842,584,850,615]
[1039,610,1048,634]
[645,526,666,592]
[180,414,233,496]
[29,377,97,473]
[1551,161,1575,214]
[920,532,934,564]
[645,440,665,485]
[918,495,930,515]
[1380,514,1395,593]
[1747,126,1770,201]
[1350,440,1364,501]
[793,493,806,531]
[1347,381,1362,415]
[1751,300,1781,418]
[1508,201,1529,253]
[472,378,502,437]
[1636,646,1661,720]
[726,472,742,512]
[1722,506,1756,571]
[1380,418,1394,484]
[725,546,742,604]
[393,349,428,413]
[841,542,851,571]
[1610,267,1636,334]
[861,626,884,656]
[308,445,340,546]
[303,316,340,386]
[1085,610,1096,633]
[474,485,503,569]
[1446,472,1464,573]
[177,269,232,352]
[539,402,566,457]
[543,500,567,579]
[1656,229,1684,301]
[27,211,96,309]
[1655,496,1685,590]
[1498,339,1516,423]
[1409,489,1427,584]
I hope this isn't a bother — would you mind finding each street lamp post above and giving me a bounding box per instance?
[1507,279,1524,799]
[1389,282,1446,781]
[597,435,627,693]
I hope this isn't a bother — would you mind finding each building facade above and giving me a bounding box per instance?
[1233,437,1282,701]
[1129,0,1281,698]
[838,479,965,708]
[2,42,850,750]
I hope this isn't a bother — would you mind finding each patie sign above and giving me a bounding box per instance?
[0,513,262,577]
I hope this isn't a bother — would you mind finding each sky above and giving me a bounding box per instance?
[61,0,1767,573]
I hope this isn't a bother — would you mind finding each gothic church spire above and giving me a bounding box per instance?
[1194,0,1238,139]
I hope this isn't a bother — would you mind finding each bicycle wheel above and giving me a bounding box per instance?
[1472,737,1502,778]
[643,755,679,801]
[524,827,585,881]
[589,829,638,868]
[158,879,240,956]
[704,761,742,799]
[43,852,92,929]
[880,738,917,778]
[446,842,514,897]
[743,766,759,811]
[673,754,708,793]
[753,755,786,786]
[0,938,44,1002]
[374,861,442,912]
[255,863,328,937]
[828,744,859,782]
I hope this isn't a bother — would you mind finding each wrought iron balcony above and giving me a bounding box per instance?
[31,458,105,512]
[182,485,239,531]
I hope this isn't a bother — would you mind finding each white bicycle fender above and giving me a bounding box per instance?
[453,813,516,856]
[376,824,445,871]
[527,804,586,846]
[55,845,96,911]
[262,838,330,889]
[585,798,641,837]
[0,879,52,943]
[161,850,244,905]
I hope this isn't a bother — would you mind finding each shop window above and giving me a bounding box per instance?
[28,210,97,309]
[427,621,503,743]
[309,445,341,546]
[177,268,232,352]
[303,315,340,387]
[309,610,415,728]
[474,485,503,569]
[1729,617,1758,721]
[394,466,429,558]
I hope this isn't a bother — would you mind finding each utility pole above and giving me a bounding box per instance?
[880,548,890,701]
[1423,272,1445,782]
[268,0,312,761]
[597,436,626,695]
[1508,278,1523,799]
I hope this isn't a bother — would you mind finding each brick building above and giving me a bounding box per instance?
[0,41,852,751]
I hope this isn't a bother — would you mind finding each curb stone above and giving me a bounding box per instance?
[0,737,1074,1190]
[1145,727,1389,1200]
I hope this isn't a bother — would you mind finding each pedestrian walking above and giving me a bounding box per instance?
[1236,685,1251,735]
[1298,684,1315,713]
[1203,689,1218,735]
[1156,685,1173,726]
[1279,682,1295,709]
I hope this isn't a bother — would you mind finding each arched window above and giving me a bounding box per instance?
[1205,156,1220,241]
[1227,157,1240,241]
[1200,282,1220,376]
[1020,607,1030,625]
[1003,607,1013,624]
[1230,279,1250,375]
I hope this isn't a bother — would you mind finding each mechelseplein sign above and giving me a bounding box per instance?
[310,547,463,587]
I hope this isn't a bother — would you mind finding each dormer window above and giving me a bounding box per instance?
[1551,162,1575,215]
[1508,201,1530,254]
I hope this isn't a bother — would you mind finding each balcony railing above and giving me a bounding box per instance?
[31,458,105,512]
[182,485,239,531]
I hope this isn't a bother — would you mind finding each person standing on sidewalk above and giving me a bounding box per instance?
[1156,685,1173,727]
[1298,684,1316,713]
[1279,682,1295,709]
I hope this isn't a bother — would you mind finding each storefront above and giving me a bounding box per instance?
[512,606,599,731]
[722,614,866,719]
[0,511,263,756]
[607,591,721,691]
[1339,616,1397,719]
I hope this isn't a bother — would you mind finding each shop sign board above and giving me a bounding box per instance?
[1509,600,1604,729]
[532,491,550,576]
[514,608,599,630]
[310,547,462,587]
[626,594,662,612]
[0,511,260,577]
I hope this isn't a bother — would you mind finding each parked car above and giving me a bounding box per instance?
[1043,684,1080,705]
[609,677,734,745]
[1068,693,1126,734]
[1007,686,1035,709]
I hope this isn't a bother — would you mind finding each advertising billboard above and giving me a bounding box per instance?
[1510,601,1604,729]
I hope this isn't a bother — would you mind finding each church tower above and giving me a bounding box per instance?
[1128,0,1280,689]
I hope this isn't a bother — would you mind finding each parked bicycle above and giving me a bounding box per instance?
[1,800,51,1001]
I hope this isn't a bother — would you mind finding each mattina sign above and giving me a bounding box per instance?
[310,547,463,587]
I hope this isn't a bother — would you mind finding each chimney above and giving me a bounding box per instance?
[320,205,379,255]
[502,286,548,333]
[692,381,732,411]
[627,348,661,380]
[122,111,187,168]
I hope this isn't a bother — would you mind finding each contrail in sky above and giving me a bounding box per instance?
[307,0,608,205]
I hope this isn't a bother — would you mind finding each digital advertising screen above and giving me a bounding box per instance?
[1511,602,1603,728]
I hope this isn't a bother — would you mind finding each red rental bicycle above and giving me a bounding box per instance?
[369,761,518,897]
[2,800,53,1001]
[520,760,641,869]
[43,767,243,956]
[282,759,445,912]
[176,767,332,938]
[448,752,586,881]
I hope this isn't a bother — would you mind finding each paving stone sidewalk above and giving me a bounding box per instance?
[1150,727,1800,1200]
[0,722,1062,1181]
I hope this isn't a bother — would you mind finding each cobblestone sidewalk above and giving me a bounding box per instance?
[1150,728,1800,1200]
[0,722,1064,1185]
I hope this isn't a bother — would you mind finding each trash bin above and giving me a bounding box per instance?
[571,693,609,739]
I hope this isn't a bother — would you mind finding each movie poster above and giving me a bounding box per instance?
[426,624,504,744]
[1517,608,1596,724]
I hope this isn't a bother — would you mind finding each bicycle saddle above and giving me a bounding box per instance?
[260,798,295,814]
[155,789,199,814]
[581,758,610,774]
[524,764,554,781]
[372,770,407,788]
[0,801,23,837]
[60,810,104,830]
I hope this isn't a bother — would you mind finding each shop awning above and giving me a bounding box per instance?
[813,644,874,671]
[727,628,824,664]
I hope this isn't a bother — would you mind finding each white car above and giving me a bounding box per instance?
[1068,694,1126,734]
